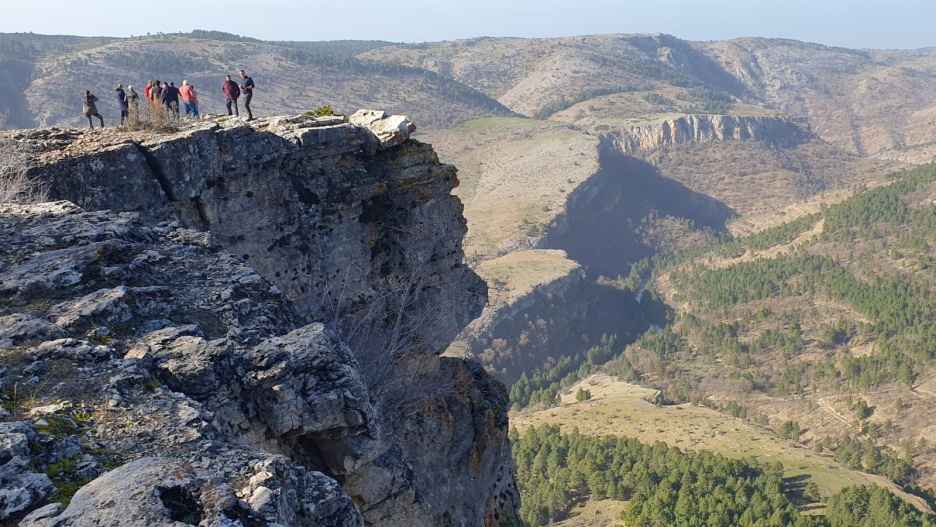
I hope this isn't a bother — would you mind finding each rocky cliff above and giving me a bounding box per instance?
[0,114,519,526]
[616,114,810,154]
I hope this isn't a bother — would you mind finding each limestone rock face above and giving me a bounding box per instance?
[1,114,516,527]
[617,114,810,153]
[17,114,484,356]
[37,457,362,527]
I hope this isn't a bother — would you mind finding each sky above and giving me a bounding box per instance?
[2,0,935,50]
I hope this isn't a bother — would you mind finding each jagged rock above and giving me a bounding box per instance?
[48,286,133,330]
[18,503,63,527]
[27,338,112,362]
[237,324,374,439]
[0,241,126,296]
[644,390,664,405]
[0,422,54,521]
[243,456,363,527]
[42,457,203,526]
[0,315,67,349]
[38,456,362,527]
[395,358,521,527]
[140,328,232,397]
[349,110,417,149]
[27,403,68,417]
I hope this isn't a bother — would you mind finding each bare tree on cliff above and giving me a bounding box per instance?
[316,222,483,423]
[0,119,44,205]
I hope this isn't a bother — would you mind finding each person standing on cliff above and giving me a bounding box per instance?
[127,85,140,125]
[82,90,104,129]
[151,79,163,104]
[239,69,255,120]
[179,80,198,118]
[115,84,129,126]
[162,82,180,115]
[222,75,240,116]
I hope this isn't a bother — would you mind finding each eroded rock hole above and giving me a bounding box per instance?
[157,486,203,525]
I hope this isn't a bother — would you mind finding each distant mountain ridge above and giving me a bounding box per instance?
[2,31,936,163]
[0,31,513,129]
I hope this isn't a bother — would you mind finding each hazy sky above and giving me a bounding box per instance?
[2,0,935,50]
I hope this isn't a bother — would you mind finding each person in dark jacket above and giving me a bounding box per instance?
[162,82,180,115]
[222,75,240,116]
[82,90,104,129]
[151,79,163,103]
[116,84,129,125]
[127,85,140,125]
[239,69,255,120]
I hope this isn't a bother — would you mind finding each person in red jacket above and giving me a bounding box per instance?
[179,80,199,118]
[222,75,240,116]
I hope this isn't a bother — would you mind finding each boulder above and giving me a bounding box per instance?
[0,422,54,521]
[48,286,133,330]
[349,109,416,149]
[0,315,67,350]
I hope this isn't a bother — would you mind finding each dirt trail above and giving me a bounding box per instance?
[816,397,851,427]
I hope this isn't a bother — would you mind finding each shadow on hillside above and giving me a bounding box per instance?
[546,146,736,279]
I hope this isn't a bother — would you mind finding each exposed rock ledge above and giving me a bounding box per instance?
[615,114,810,154]
[0,113,520,527]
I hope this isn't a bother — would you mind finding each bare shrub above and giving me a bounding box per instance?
[0,121,44,205]
[124,102,183,133]
[316,225,481,425]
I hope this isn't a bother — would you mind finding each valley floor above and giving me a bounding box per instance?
[512,373,933,524]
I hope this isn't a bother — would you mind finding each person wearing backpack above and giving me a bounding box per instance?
[126,85,140,125]
[115,84,129,126]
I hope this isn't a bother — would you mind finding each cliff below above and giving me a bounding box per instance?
[616,114,810,154]
[0,114,519,527]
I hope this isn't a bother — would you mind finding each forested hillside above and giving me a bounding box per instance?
[506,162,936,525]
[514,424,936,526]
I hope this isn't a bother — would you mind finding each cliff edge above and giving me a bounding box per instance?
[0,113,519,527]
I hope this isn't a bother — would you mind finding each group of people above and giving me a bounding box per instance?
[81,70,256,129]
[223,70,255,120]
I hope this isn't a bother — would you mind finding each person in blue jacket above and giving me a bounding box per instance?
[116,84,129,126]
[239,70,255,120]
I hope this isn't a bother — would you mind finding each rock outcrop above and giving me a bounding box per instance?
[0,113,519,527]
[15,113,484,356]
[616,114,810,154]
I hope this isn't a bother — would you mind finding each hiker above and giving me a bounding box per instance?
[222,74,240,116]
[145,80,153,102]
[116,84,129,125]
[127,85,140,124]
[162,82,180,115]
[179,80,198,118]
[151,79,163,103]
[82,90,104,129]
[239,70,255,120]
